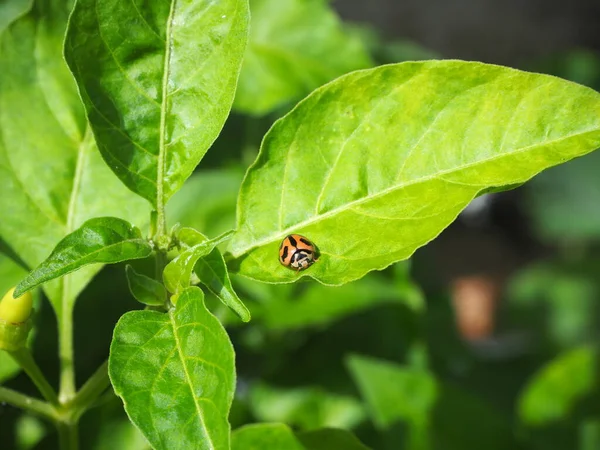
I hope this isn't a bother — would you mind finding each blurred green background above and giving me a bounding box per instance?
[1,0,600,448]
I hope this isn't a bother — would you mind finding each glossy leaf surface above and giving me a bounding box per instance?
[229,61,600,285]
[518,347,596,426]
[0,0,149,310]
[234,0,371,115]
[125,264,167,306]
[65,0,250,205]
[109,287,235,449]
[15,218,152,297]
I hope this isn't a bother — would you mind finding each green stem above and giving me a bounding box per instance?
[70,360,110,421]
[9,347,59,407]
[58,277,76,404]
[57,421,78,450]
[0,386,56,421]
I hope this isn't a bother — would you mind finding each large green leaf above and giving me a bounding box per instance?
[15,217,152,297]
[346,354,438,429]
[234,0,372,115]
[109,286,235,449]
[229,61,600,285]
[0,0,149,310]
[65,0,250,205]
[518,347,596,426]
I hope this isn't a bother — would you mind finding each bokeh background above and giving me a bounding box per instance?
[1,0,600,448]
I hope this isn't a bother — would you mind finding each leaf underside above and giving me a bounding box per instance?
[230,61,600,285]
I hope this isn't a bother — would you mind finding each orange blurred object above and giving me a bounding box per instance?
[451,276,499,341]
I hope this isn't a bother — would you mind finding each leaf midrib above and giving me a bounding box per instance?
[233,127,600,256]
[169,304,215,450]
[157,0,176,210]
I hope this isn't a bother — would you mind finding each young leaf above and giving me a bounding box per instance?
[346,354,438,429]
[163,230,233,295]
[232,424,304,450]
[296,428,371,450]
[125,265,167,307]
[109,287,235,450]
[15,218,152,297]
[65,0,250,206]
[195,248,251,322]
[229,61,600,285]
[518,347,596,426]
[0,1,149,310]
[175,227,250,321]
[234,0,372,115]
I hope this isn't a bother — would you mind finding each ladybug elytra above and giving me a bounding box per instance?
[279,234,317,271]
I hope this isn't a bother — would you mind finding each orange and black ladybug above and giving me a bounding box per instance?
[279,234,318,271]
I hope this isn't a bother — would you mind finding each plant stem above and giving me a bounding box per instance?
[9,347,59,407]
[57,421,78,450]
[58,277,76,404]
[70,360,110,421]
[0,386,57,421]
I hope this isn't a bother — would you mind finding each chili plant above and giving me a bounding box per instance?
[1,0,599,449]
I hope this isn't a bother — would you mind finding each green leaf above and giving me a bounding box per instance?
[518,347,596,426]
[125,264,167,306]
[249,383,365,430]
[163,230,234,296]
[234,0,372,115]
[0,1,149,310]
[346,354,438,429]
[296,428,371,450]
[195,247,251,322]
[109,286,235,450]
[65,0,250,205]
[232,424,304,450]
[15,217,152,297]
[229,61,600,285]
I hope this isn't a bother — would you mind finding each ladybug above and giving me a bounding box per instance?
[279,234,318,271]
